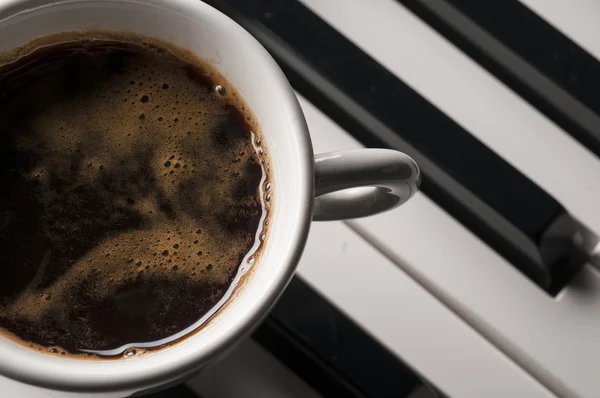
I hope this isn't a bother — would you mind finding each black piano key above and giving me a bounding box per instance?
[397,0,600,161]
[205,0,585,294]
[141,384,202,397]
[253,277,422,398]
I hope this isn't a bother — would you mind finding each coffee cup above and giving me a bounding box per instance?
[0,0,420,395]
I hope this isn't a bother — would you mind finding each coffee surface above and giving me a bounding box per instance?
[0,33,268,357]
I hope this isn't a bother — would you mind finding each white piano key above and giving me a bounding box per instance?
[519,0,600,62]
[186,339,321,398]
[297,1,600,396]
[0,376,126,398]
[297,96,555,398]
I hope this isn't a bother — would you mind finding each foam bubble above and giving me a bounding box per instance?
[215,85,226,96]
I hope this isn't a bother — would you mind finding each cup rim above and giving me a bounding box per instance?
[0,0,314,392]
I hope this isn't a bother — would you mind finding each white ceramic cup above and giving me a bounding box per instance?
[0,0,421,396]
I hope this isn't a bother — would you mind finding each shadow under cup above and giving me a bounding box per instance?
[0,0,314,393]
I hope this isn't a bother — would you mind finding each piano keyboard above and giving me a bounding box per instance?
[6,1,600,397]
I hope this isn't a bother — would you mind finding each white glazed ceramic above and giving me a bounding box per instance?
[0,0,420,396]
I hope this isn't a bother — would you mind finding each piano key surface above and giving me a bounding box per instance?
[3,0,600,397]
[299,0,600,396]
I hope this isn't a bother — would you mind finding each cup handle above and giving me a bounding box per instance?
[313,149,421,221]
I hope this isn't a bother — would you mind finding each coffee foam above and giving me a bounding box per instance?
[0,32,272,357]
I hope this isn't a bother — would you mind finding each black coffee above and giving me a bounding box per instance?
[0,32,269,358]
